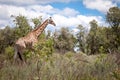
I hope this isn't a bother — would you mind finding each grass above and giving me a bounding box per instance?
[0,52,119,80]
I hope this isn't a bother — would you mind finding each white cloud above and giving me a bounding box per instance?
[59,8,79,17]
[29,5,56,14]
[52,14,103,30]
[8,6,27,16]
[0,5,9,19]
[28,5,79,17]
[83,0,117,13]
[0,4,104,32]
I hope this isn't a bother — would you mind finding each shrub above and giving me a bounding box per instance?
[4,46,14,61]
[0,53,118,80]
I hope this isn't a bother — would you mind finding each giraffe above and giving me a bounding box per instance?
[14,17,56,63]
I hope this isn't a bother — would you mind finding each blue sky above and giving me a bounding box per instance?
[0,0,120,32]
[51,1,103,16]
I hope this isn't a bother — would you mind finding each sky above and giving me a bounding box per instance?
[0,0,120,33]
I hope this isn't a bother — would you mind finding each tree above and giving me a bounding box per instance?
[102,27,115,53]
[0,26,14,54]
[106,7,120,29]
[106,7,120,50]
[53,27,76,53]
[32,16,42,29]
[86,20,100,54]
[76,25,87,53]
[12,15,32,40]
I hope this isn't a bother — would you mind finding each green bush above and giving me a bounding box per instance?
[34,39,54,59]
[5,46,14,61]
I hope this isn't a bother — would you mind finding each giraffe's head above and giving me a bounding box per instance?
[48,17,56,26]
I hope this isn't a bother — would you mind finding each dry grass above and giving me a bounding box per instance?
[0,52,119,80]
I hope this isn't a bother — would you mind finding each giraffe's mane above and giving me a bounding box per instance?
[32,19,48,32]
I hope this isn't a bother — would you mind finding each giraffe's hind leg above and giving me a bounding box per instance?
[17,51,23,61]
[13,47,26,65]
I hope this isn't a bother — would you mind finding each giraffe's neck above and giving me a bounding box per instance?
[32,19,48,38]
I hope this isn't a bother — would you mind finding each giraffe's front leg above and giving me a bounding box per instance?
[31,40,38,51]
[30,46,35,52]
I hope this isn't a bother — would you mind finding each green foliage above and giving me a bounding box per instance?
[54,27,76,53]
[77,25,87,53]
[86,20,116,54]
[13,15,32,39]
[87,20,100,54]
[106,7,120,28]
[99,46,106,54]
[22,32,54,60]
[106,7,120,50]
[0,26,14,53]
[32,16,42,29]
[5,46,14,60]
[34,38,54,60]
